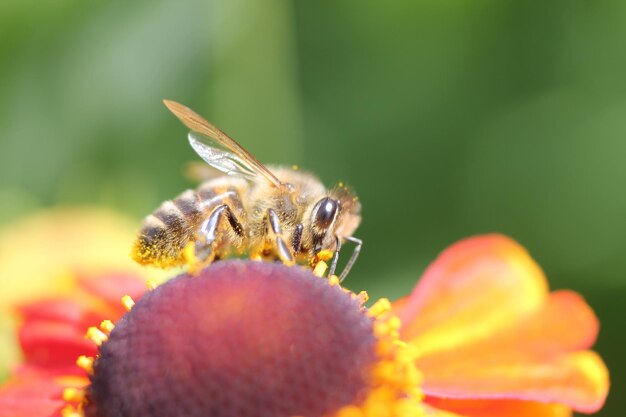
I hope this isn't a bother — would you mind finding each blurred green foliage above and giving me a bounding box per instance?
[0,0,624,414]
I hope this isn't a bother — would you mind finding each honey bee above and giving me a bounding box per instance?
[132,100,362,281]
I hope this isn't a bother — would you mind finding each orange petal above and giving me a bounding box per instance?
[396,234,548,356]
[423,404,466,417]
[412,273,607,412]
[417,291,600,367]
[0,373,64,417]
[425,398,572,417]
[420,350,608,413]
[476,290,599,353]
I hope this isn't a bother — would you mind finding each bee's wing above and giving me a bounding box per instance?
[187,132,258,180]
[164,100,283,187]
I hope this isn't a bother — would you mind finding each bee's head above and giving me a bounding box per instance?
[310,185,361,254]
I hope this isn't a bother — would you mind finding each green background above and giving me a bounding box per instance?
[0,0,624,415]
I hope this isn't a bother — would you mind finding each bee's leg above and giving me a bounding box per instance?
[328,236,341,277]
[292,223,304,253]
[337,236,362,283]
[267,208,295,265]
[193,204,244,271]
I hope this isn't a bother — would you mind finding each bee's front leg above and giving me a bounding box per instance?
[266,208,295,266]
[189,204,244,274]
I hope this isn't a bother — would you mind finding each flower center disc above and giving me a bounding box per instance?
[86,261,377,417]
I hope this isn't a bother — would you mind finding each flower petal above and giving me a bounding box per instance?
[417,290,599,366]
[420,350,608,413]
[412,275,607,412]
[19,320,97,371]
[18,299,102,330]
[425,398,572,417]
[0,373,64,417]
[0,209,144,308]
[396,234,548,356]
[423,404,466,417]
[78,272,147,315]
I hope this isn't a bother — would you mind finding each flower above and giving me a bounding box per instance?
[0,234,609,417]
[0,208,157,378]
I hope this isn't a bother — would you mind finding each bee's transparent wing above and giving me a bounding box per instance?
[164,100,283,187]
[188,132,258,180]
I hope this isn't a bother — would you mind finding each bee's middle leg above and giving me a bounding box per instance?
[192,204,244,269]
[267,208,295,266]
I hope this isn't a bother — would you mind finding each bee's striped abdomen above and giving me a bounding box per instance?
[132,190,205,268]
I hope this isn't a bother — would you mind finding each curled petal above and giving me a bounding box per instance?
[420,350,608,413]
[396,234,548,356]
[425,398,572,417]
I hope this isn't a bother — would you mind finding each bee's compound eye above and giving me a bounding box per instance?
[313,197,339,229]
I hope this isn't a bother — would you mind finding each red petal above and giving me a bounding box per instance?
[0,373,64,417]
[397,234,549,356]
[18,298,103,331]
[425,397,572,417]
[19,320,97,370]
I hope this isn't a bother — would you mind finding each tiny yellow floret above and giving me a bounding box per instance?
[76,355,94,375]
[368,298,392,318]
[121,295,135,311]
[313,261,328,277]
[328,275,340,286]
[85,326,108,346]
[100,320,115,334]
[61,405,84,417]
[63,387,85,403]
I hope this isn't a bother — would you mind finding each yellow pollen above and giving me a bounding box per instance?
[100,319,115,334]
[76,355,94,375]
[85,326,108,346]
[182,241,197,265]
[146,278,158,290]
[63,387,85,403]
[316,249,334,262]
[121,295,135,311]
[313,261,328,277]
[292,164,300,171]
